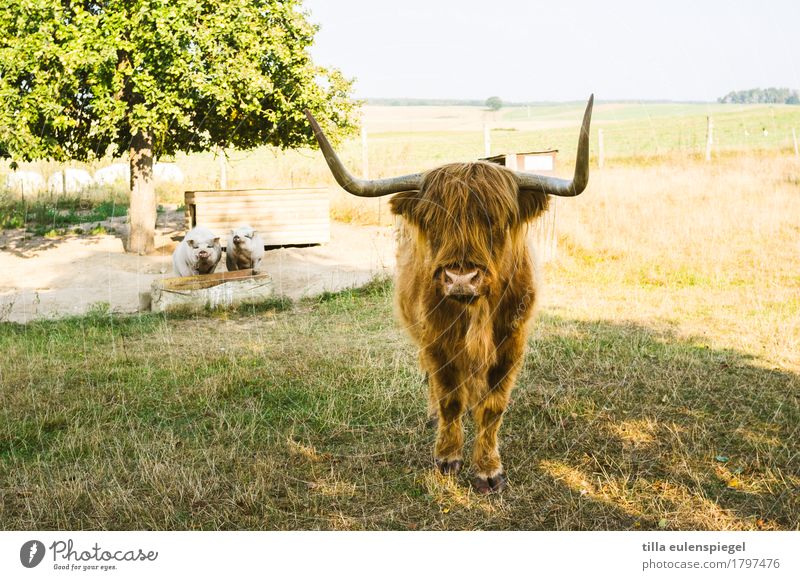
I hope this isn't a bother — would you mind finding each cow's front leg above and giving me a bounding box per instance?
[425,354,465,476]
[471,335,524,493]
[424,372,439,429]
[434,388,466,475]
[471,389,509,493]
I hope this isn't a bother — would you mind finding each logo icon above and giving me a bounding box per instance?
[20,540,46,568]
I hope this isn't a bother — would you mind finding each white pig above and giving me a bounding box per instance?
[173,226,222,276]
[226,225,265,273]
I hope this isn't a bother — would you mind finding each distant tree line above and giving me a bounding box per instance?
[365,97,581,107]
[366,97,487,107]
[718,88,800,104]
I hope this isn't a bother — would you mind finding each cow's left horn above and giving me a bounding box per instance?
[305,110,423,197]
[516,94,594,197]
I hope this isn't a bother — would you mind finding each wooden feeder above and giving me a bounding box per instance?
[482,150,560,262]
[149,269,273,313]
[184,188,330,247]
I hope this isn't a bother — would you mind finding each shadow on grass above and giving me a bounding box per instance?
[0,305,796,530]
[501,315,798,531]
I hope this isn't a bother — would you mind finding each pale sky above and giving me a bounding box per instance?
[304,0,800,102]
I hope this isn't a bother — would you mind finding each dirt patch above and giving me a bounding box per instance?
[0,216,396,323]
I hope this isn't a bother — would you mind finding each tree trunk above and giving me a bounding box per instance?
[127,130,156,254]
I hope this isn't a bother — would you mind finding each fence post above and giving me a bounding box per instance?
[217,149,227,189]
[792,128,799,159]
[361,126,369,179]
[705,116,714,161]
[598,128,605,169]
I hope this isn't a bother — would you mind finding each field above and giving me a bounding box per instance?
[0,102,799,529]
[4,101,800,227]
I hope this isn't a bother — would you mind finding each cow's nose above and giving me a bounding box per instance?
[441,267,483,299]
[445,269,478,286]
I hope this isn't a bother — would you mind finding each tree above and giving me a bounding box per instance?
[0,0,356,253]
[485,96,503,111]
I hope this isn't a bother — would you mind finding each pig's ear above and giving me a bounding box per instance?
[213,237,220,245]
[187,239,198,249]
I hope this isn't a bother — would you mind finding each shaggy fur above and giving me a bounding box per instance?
[389,161,549,492]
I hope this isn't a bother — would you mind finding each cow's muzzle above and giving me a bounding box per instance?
[439,266,485,301]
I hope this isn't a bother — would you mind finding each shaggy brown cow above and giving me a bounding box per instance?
[306,96,593,493]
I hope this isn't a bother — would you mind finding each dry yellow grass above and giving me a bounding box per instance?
[550,154,800,372]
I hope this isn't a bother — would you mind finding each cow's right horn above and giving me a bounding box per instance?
[515,94,594,197]
[305,110,423,197]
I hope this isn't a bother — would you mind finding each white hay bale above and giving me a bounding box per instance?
[47,168,93,193]
[94,163,130,186]
[4,171,45,195]
[154,162,184,184]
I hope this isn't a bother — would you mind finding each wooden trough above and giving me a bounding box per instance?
[185,188,330,246]
[149,269,273,313]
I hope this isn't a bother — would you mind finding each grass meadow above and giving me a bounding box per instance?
[0,102,799,529]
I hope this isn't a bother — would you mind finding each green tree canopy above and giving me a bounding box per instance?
[0,0,357,252]
[485,96,503,111]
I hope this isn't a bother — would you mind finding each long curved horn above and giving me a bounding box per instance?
[516,94,594,197]
[305,110,423,197]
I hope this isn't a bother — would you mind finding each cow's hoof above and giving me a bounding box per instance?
[472,472,507,494]
[435,458,463,476]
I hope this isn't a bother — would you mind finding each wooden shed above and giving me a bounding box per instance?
[482,150,560,262]
[184,188,330,247]
[481,149,558,173]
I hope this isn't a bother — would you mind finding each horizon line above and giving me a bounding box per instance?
[360,97,734,106]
